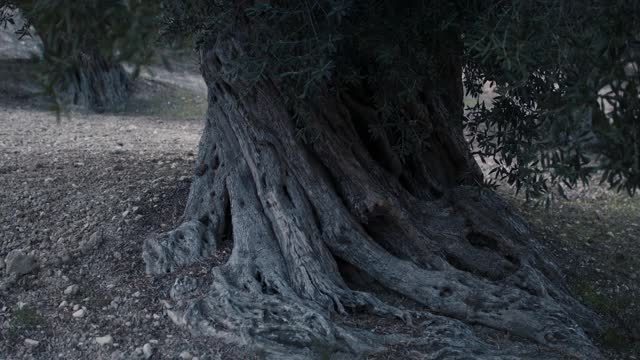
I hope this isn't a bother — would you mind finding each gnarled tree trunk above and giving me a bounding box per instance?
[18,2,132,113]
[39,33,129,112]
[55,51,129,112]
[143,27,602,359]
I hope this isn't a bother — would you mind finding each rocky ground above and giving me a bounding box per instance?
[515,188,640,359]
[0,30,249,358]
[1,26,639,360]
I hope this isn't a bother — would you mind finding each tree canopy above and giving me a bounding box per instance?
[2,0,639,197]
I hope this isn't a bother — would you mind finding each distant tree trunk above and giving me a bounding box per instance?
[59,50,129,112]
[11,1,132,113]
[143,25,602,359]
[39,38,129,112]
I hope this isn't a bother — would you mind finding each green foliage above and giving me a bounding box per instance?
[464,0,640,200]
[2,0,639,197]
[1,0,159,113]
[158,0,640,197]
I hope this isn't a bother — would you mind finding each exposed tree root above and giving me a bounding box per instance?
[142,42,603,359]
[163,269,580,360]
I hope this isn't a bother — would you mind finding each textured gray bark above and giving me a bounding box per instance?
[59,52,129,112]
[143,31,603,359]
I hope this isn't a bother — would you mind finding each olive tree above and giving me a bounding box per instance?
[6,0,640,358]
[1,0,156,111]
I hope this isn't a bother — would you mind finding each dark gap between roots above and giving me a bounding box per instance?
[362,209,412,262]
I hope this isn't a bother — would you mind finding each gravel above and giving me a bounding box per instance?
[0,39,250,358]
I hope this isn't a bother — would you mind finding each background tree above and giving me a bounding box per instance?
[0,0,157,112]
[4,0,640,358]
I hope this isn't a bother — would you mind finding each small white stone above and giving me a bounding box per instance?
[142,343,153,359]
[159,300,172,309]
[58,301,68,308]
[5,250,38,276]
[64,284,79,295]
[166,310,185,326]
[73,304,80,311]
[72,309,85,318]
[17,301,27,310]
[132,291,141,297]
[178,351,193,360]
[95,335,113,345]
[24,338,39,347]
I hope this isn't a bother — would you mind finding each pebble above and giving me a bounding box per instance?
[142,343,153,359]
[59,301,68,308]
[166,310,185,326]
[4,250,38,276]
[72,309,85,318]
[95,335,114,345]
[73,304,80,311]
[80,232,104,253]
[64,284,79,295]
[110,350,126,360]
[178,351,193,360]
[159,300,172,309]
[24,338,40,347]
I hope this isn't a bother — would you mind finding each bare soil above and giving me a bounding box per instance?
[0,48,248,358]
